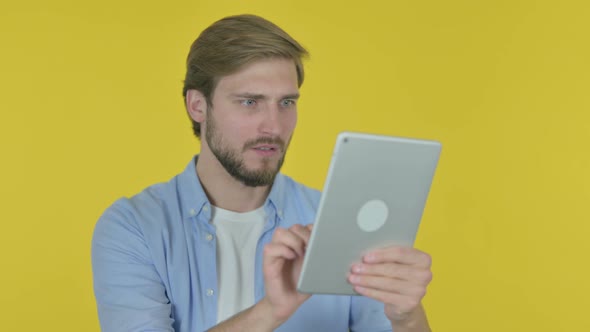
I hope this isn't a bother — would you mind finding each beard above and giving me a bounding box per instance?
[204,114,289,187]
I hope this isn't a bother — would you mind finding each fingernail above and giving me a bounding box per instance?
[352,264,363,273]
[364,254,376,263]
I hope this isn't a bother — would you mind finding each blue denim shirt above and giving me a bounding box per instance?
[92,156,392,332]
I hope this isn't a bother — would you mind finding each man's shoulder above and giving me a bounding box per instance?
[119,176,178,210]
[94,175,183,237]
[127,180,179,213]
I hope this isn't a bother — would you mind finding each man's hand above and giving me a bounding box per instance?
[210,224,313,332]
[262,224,313,325]
[348,246,432,329]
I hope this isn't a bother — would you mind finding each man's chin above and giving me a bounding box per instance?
[237,155,285,185]
[235,171,278,187]
[245,158,281,172]
[244,167,279,179]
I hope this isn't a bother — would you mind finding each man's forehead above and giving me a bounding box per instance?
[229,92,300,100]
[215,59,299,95]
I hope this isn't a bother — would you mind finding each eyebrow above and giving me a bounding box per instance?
[231,93,300,100]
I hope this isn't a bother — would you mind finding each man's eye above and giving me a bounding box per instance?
[241,99,256,106]
[281,99,296,107]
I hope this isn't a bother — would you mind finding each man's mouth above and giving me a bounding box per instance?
[245,138,285,153]
[253,145,278,151]
[251,144,281,157]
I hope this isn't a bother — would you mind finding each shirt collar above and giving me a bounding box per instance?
[177,155,287,221]
[266,172,286,221]
[177,155,209,220]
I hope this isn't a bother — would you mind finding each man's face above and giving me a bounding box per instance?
[203,58,299,187]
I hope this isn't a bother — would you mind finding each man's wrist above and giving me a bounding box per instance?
[251,297,285,331]
[388,304,431,332]
[208,298,284,332]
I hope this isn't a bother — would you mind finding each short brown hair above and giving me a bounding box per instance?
[182,14,309,138]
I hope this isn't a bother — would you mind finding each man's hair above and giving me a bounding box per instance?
[182,14,309,138]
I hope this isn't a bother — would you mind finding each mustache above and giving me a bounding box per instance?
[243,137,286,152]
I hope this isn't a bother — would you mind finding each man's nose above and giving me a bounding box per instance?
[258,103,281,136]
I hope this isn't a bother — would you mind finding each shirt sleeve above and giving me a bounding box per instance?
[349,295,393,332]
[91,199,174,332]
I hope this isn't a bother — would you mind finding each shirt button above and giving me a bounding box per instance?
[189,209,197,216]
[206,234,213,241]
[206,289,214,296]
[277,210,284,218]
[203,205,209,212]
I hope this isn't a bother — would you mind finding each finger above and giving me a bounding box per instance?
[263,243,296,279]
[289,224,312,246]
[306,224,314,232]
[351,263,433,284]
[364,246,431,268]
[271,227,306,257]
[348,274,427,298]
[263,242,297,261]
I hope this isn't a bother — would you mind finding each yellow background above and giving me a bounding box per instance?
[1,0,589,330]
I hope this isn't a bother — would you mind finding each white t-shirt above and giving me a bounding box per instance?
[210,205,266,324]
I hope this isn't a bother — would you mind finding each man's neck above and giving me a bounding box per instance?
[195,150,272,213]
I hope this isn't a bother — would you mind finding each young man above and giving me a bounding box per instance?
[92,14,433,332]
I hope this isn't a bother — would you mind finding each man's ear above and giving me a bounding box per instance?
[186,89,208,124]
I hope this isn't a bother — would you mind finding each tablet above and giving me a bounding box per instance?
[297,132,441,295]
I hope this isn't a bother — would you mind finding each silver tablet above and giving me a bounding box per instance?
[297,132,441,295]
